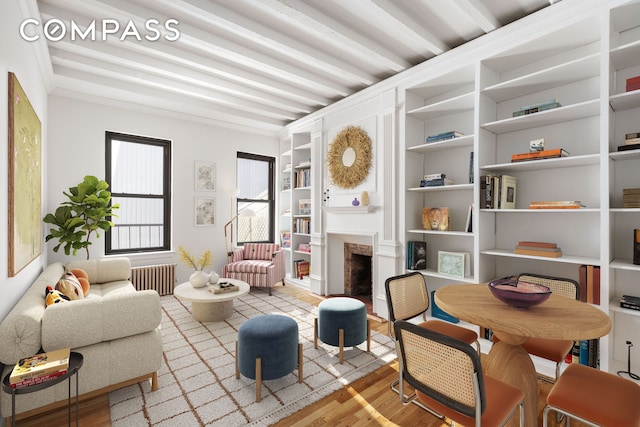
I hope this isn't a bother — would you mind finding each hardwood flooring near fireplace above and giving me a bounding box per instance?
[16,282,590,427]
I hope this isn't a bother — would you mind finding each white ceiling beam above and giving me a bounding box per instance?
[450,0,501,33]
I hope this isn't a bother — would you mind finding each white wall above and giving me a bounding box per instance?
[0,0,50,322]
[46,96,278,283]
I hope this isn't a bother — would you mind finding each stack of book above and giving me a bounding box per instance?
[511,148,569,162]
[578,265,601,304]
[529,200,585,209]
[425,130,463,143]
[9,348,70,389]
[512,99,561,117]
[514,241,562,258]
[293,260,310,279]
[627,76,640,92]
[420,173,453,187]
[297,242,311,253]
[620,294,640,311]
[618,132,640,152]
[479,175,516,209]
[623,188,640,208]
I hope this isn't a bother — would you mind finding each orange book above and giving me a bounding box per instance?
[514,248,563,257]
[517,241,557,248]
[511,148,569,162]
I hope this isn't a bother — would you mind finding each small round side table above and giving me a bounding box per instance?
[2,351,83,427]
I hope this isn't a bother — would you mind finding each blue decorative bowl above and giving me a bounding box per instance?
[488,277,551,309]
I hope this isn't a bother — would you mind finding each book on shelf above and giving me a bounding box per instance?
[9,348,70,384]
[626,75,640,92]
[517,241,557,249]
[297,242,311,253]
[280,231,291,248]
[420,177,454,187]
[423,173,446,180]
[623,188,640,208]
[579,339,599,368]
[529,200,585,209]
[514,245,561,253]
[511,148,569,162]
[468,151,474,184]
[498,175,516,209]
[430,290,459,323]
[620,294,640,311]
[407,241,427,270]
[512,99,561,117]
[625,132,640,140]
[634,229,640,265]
[210,281,240,294]
[625,137,640,145]
[422,207,450,231]
[297,159,311,167]
[425,130,464,143]
[578,265,600,304]
[514,247,563,258]
[465,204,473,233]
[480,175,493,208]
[298,199,311,215]
[10,370,67,389]
[617,142,640,152]
[293,260,310,279]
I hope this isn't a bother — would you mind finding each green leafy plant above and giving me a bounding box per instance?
[43,175,120,260]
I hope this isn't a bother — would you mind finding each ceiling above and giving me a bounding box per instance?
[28,0,554,135]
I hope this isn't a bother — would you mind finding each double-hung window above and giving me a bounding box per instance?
[105,131,171,254]
[236,152,275,244]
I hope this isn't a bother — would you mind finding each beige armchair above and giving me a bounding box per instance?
[222,243,286,295]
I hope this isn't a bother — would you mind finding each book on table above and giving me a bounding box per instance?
[210,281,240,294]
[9,348,70,385]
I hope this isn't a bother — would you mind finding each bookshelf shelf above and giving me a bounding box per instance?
[407,134,474,153]
[610,39,640,70]
[609,90,640,112]
[407,229,473,237]
[482,154,599,172]
[480,249,600,266]
[406,91,474,121]
[407,184,473,192]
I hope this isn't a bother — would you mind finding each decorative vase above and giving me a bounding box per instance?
[209,270,220,284]
[360,191,369,206]
[190,271,209,288]
[352,197,360,206]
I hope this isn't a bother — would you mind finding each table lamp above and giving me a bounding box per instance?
[224,208,256,258]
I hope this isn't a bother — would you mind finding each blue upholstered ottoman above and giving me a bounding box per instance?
[235,314,303,402]
[314,297,370,364]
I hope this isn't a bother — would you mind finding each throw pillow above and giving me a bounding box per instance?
[45,285,69,306]
[56,271,84,300]
[69,268,90,295]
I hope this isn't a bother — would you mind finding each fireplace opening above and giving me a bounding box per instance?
[343,243,373,301]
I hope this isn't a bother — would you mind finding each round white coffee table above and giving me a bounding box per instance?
[174,278,250,322]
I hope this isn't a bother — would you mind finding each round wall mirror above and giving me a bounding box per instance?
[342,147,356,167]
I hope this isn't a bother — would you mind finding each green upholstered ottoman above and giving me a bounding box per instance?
[235,314,303,402]
[314,297,370,364]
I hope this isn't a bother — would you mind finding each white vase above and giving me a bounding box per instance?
[190,271,209,288]
[209,270,220,284]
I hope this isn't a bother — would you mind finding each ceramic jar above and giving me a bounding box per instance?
[190,270,209,288]
[209,270,220,284]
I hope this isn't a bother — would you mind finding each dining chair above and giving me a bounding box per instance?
[493,272,579,382]
[394,320,525,427]
[543,362,640,427]
[385,272,480,411]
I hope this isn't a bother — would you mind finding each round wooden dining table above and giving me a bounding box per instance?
[435,283,611,427]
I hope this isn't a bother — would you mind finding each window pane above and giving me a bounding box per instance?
[237,201,268,242]
[111,140,164,195]
[237,157,268,200]
[110,197,165,249]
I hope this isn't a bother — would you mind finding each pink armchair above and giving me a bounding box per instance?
[222,243,286,295]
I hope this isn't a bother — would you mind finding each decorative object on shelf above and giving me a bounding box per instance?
[488,277,551,309]
[437,251,469,278]
[8,72,42,276]
[195,197,215,226]
[360,191,369,206]
[177,245,213,288]
[280,231,291,248]
[624,189,640,208]
[208,270,220,284]
[617,340,640,380]
[352,197,360,206]
[422,207,450,231]
[530,138,545,152]
[194,161,216,191]
[635,229,640,265]
[327,125,372,189]
[626,75,640,92]
[224,207,256,258]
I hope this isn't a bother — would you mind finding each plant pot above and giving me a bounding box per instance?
[190,271,209,288]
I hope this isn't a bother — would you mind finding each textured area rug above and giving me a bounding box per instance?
[108,288,396,426]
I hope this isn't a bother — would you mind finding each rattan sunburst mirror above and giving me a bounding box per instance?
[327,125,372,189]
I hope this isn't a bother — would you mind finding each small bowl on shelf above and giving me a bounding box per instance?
[488,277,551,309]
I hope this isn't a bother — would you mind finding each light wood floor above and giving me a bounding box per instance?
[13,283,588,427]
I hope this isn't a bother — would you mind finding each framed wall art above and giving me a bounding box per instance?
[195,161,216,191]
[8,72,42,276]
[195,197,215,226]
[437,251,470,278]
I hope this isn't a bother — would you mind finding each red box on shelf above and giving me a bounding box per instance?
[626,75,640,92]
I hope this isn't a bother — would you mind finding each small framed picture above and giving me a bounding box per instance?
[437,251,470,278]
[195,197,215,226]
[195,161,216,191]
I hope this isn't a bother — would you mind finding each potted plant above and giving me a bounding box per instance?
[177,245,213,287]
[43,175,120,260]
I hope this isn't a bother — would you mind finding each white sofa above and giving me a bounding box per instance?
[0,257,163,423]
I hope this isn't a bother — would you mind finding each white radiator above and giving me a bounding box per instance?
[130,263,177,296]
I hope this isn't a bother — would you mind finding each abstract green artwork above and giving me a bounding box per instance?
[8,72,41,276]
